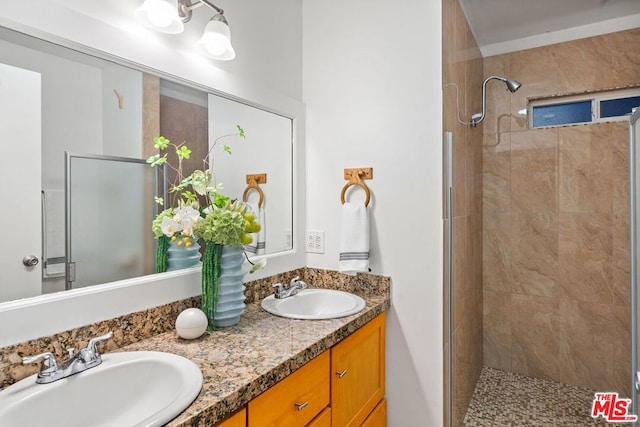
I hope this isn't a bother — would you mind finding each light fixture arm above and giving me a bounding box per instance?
[178,0,224,24]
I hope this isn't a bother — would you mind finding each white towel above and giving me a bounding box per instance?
[339,202,370,275]
[42,189,65,278]
[244,202,266,255]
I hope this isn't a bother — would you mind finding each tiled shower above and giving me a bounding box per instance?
[443,0,640,425]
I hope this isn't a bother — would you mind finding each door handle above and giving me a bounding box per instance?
[22,255,39,267]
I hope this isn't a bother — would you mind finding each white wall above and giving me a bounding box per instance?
[101,64,143,158]
[302,1,444,425]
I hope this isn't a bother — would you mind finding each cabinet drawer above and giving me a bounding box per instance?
[216,407,246,427]
[361,398,386,427]
[307,407,331,427]
[249,351,330,427]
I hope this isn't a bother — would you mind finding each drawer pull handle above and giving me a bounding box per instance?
[295,401,309,411]
[336,369,348,378]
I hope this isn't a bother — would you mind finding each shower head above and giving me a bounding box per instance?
[471,75,522,127]
[502,76,522,93]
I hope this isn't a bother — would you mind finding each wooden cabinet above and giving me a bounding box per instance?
[331,313,386,427]
[245,312,386,427]
[248,350,330,427]
[360,399,386,427]
[307,408,332,427]
[216,407,247,427]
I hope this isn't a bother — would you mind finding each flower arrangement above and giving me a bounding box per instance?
[146,127,260,271]
[147,126,263,330]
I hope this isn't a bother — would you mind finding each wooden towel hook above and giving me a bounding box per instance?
[243,173,267,208]
[340,167,373,207]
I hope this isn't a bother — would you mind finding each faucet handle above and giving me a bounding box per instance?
[272,283,285,297]
[290,276,307,289]
[23,352,59,376]
[86,331,113,357]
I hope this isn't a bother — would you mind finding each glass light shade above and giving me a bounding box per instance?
[135,0,184,34]
[197,18,236,60]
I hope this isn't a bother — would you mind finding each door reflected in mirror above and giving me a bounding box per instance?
[0,26,293,304]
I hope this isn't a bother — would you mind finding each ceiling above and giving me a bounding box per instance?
[459,0,640,56]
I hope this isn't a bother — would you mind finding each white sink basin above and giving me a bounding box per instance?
[261,288,366,320]
[0,351,202,427]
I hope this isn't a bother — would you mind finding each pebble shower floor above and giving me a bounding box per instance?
[463,367,632,427]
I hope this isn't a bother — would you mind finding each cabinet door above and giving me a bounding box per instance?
[217,407,247,427]
[331,313,386,427]
[307,407,331,427]
[361,398,386,427]
[249,351,330,427]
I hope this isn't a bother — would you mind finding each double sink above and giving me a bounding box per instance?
[0,288,365,426]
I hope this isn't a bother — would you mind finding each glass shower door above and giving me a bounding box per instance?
[631,107,640,415]
[66,153,158,289]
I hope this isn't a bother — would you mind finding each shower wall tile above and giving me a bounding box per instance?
[483,290,511,372]
[613,122,631,307]
[482,146,510,213]
[558,213,613,304]
[482,213,511,293]
[558,124,613,214]
[609,28,640,88]
[510,129,558,214]
[612,304,631,395]
[554,36,615,94]
[511,294,564,381]
[556,299,615,391]
[482,28,637,393]
[511,213,559,298]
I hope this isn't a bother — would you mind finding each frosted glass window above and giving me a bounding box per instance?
[600,96,640,118]
[532,101,592,128]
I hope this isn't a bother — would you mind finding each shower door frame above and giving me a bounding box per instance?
[630,107,640,416]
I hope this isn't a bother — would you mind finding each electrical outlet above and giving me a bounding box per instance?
[305,230,324,253]
[284,229,292,249]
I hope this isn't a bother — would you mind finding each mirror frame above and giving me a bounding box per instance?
[0,5,306,347]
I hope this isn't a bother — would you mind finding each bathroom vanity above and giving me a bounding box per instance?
[0,270,389,427]
[119,295,389,426]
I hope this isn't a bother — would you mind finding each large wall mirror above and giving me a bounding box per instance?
[0,25,293,305]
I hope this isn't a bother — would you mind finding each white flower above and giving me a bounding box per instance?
[173,206,201,237]
[161,216,182,237]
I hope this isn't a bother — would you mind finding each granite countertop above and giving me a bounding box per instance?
[120,291,390,426]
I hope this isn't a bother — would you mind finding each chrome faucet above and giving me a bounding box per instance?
[23,331,113,384]
[272,276,308,299]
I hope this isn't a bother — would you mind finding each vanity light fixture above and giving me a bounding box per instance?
[135,0,235,60]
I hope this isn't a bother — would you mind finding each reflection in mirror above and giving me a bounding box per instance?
[0,26,294,305]
[65,153,158,289]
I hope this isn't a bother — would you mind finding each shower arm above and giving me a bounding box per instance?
[471,75,509,128]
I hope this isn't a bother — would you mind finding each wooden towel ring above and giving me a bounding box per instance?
[340,168,373,207]
[243,173,267,208]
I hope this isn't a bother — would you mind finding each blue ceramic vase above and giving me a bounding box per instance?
[166,235,201,271]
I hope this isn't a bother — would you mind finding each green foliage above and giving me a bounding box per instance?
[152,208,175,238]
[153,136,170,150]
[146,154,167,167]
[154,196,164,206]
[176,145,191,160]
[181,191,197,204]
[193,206,246,245]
